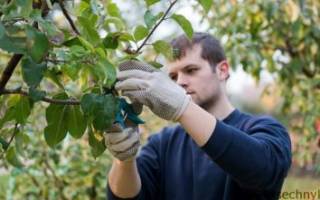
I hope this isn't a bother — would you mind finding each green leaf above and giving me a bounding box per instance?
[0,35,27,54]
[6,147,23,168]
[118,98,144,126]
[63,37,82,47]
[89,58,116,87]
[69,45,88,57]
[61,63,80,81]
[88,127,106,158]
[148,61,163,69]
[134,25,149,41]
[15,131,30,157]
[145,0,160,7]
[78,36,95,52]
[2,0,32,19]
[43,69,65,90]
[118,32,134,42]
[171,14,193,39]
[44,94,69,147]
[106,2,121,17]
[14,96,32,125]
[104,60,117,88]
[77,16,101,46]
[81,94,119,131]
[0,107,15,128]
[76,1,90,16]
[67,106,86,139]
[199,0,213,13]
[30,10,62,39]
[96,47,107,59]
[144,10,159,29]
[0,137,9,151]
[153,40,173,60]
[21,57,47,88]
[103,34,119,49]
[29,87,46,102]
[104,17,125,31]
[0,95,30,127]
[25,25,49,63]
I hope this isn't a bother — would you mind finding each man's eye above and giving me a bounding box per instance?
[187,68,197,73]
[170,75,177,81]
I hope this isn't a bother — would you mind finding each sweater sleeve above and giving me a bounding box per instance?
[201,116,292,190]
[107,134,161,200]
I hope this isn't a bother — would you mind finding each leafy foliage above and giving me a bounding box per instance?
[0,0,319,198]
[0,0,192,155]
[0,1,195,197]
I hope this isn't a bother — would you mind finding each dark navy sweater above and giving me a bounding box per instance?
[107,109,292,200]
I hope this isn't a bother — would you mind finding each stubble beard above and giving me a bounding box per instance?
[197,91,222,112]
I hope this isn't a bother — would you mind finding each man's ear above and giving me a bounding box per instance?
[216,60,230,81]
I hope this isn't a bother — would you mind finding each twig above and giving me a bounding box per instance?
[0,89,80,105]
[0,54,23,91]
[58,0,80,35]
[135,0,178,53]
[5,123,19,151]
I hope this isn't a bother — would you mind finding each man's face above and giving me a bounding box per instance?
[166,44,224,110]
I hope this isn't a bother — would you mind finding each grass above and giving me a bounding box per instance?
[283,176,320,191]
[281,175,320,200]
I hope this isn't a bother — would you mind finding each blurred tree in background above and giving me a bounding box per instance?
[0,0,319,199]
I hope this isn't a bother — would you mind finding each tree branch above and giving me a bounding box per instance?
[0,89,80,105]
[135,0,178,54]
[0,54,24,91]
[58,0,80,35]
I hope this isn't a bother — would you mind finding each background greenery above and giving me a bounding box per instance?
[0,0,319,199]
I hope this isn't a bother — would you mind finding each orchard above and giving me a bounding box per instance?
[0,0,319,199]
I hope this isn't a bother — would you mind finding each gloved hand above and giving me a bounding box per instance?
[104,123,140,161]
[115,60,191,121]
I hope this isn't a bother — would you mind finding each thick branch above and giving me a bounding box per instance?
[135,0,178,53]
[0,89,80,105]
[58,0,80,35]
[0,54,23,91]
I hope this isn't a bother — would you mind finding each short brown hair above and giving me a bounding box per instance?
[170,32,226,71]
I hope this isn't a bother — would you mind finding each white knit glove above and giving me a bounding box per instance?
[115,60,191,121]
[104,124,140,161]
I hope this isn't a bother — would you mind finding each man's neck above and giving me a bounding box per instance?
[206,95,235,121]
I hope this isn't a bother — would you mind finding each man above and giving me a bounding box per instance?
[104,32,292,200]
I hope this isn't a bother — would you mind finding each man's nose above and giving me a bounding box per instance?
[176,74,188,89]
